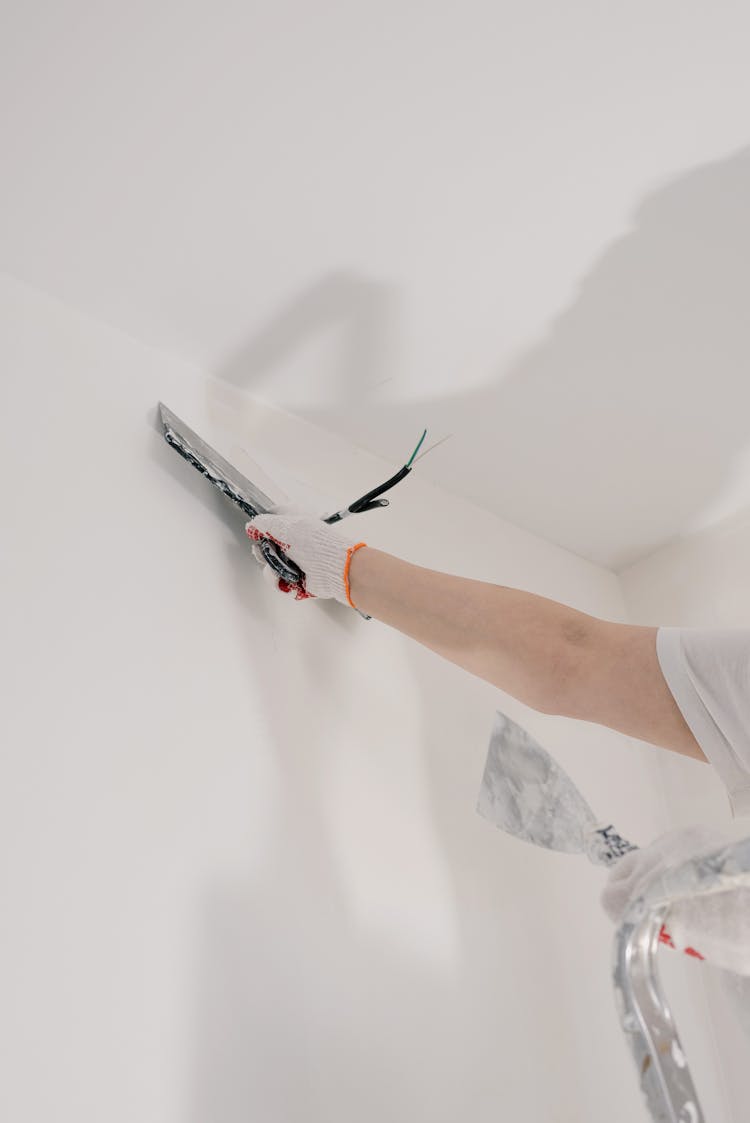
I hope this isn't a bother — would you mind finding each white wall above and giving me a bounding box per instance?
[4,4,750,572]
[0,271,725,1122]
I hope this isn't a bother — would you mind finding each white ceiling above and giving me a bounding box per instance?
[3,1,750,571]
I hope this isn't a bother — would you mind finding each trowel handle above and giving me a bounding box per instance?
[584,824,640,867]
[258,537,306,586]
[258,530,372,622]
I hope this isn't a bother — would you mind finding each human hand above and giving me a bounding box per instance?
[246,503,369,606]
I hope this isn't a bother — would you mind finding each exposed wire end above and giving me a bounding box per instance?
[406,428,428,467]
[413,433,452,463]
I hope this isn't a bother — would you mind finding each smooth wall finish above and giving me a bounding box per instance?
[0,272,713,1122]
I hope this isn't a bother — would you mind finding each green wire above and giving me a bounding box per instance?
[406,428,427,467]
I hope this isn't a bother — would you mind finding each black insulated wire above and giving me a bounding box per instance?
[322,429,428,522]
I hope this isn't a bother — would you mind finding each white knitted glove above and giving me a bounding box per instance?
[245,504,369,607]
[600,825,750,975]
[600,825,729,925]
[601,822,727,925]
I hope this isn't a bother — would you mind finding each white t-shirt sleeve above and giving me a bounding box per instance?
[656,627,750,819]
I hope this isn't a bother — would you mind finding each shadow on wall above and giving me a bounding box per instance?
[183,146,750,1120]
[186,517,578,1123]
[217,142,750,572]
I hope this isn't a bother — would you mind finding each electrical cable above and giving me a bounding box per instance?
[323,429,429,523]
[260,426,439,603]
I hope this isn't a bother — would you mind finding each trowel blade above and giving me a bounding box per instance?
[476,711,598,854]
[158,402,279,519]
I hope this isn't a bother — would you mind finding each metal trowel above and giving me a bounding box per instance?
[158,403,432,622]
[477,710,639,867]
[158,402,309,588]
[158,401,373,611]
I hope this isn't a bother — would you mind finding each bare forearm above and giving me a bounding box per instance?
[348,546,598,713]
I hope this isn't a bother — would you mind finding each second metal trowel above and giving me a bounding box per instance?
[476,710,639,867]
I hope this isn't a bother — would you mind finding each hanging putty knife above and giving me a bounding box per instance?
[476,710,639,867]
[476,711,725,966]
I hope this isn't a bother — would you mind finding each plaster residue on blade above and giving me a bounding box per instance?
[164,427,257,517]
[477,711,597,853]
[158,402,277,519]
